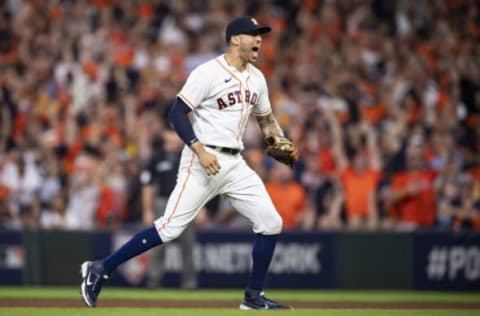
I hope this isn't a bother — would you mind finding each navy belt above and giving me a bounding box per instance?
[205,145,240,155]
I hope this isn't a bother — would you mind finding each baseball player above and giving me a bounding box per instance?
[80,16,298,310]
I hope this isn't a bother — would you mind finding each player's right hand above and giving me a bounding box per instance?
[198,151,221,176]
[191,142,221,176]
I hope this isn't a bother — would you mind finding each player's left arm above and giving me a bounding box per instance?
[255,112,284,139]
[254,74,298,167]
[256,112,298,167]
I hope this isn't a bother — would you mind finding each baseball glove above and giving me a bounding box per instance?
[265,136,298,168]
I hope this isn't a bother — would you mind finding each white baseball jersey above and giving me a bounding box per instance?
[154,54,282,243]
[177,54,272,150]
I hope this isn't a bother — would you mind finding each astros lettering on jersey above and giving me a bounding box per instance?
[177,54,272,150]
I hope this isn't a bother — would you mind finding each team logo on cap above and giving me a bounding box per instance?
[251,18,259,25]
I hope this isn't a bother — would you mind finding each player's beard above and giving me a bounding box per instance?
[239,39,257,63]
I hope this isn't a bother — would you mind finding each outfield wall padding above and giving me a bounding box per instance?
[22,230,92,285]
[1,229,478,290]
[337,232,412,289]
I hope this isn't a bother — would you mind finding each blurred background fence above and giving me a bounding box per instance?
[1,229,479,290]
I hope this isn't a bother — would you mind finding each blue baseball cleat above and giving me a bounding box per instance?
[240,290,293,310]
[80,261,109,307]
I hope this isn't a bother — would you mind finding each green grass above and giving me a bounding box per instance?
[0,287,479,316]
[1,309,479,316]
[0,287,479,302]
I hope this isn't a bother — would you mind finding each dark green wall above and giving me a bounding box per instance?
[23,230,92,285]
[337,232,412,289]
[20,230,416,288]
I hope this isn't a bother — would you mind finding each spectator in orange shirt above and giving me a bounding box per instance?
[327,110,382,230]
[266,163,312,230]
[389,137,438,229]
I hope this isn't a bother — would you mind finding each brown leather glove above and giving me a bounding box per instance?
[265,136,299,168]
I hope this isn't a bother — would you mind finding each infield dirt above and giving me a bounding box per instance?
[1,298,480,309]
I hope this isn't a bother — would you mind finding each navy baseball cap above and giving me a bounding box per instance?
[225,16,271,43]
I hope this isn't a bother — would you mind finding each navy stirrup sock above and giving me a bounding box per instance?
[103,226,163,275]
[247,233,278,292]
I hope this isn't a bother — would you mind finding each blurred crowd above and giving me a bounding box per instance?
[0,0,479,232]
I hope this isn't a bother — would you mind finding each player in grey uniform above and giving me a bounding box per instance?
[81,16,296,310]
